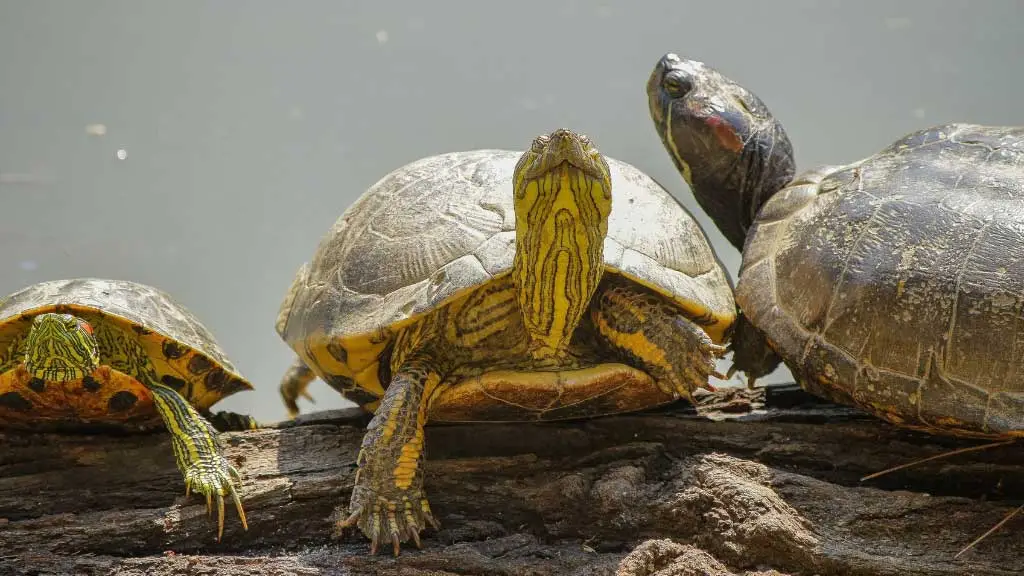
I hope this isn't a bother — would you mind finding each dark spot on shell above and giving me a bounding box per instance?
[323,373,357,394]
[108,391,139,412]
[82,376,101,392]
[162,341,187,360]
[188,354,213,375]
[131,325,151,336]
[221,378,250,395]
[341,385,380,408]
[326,340,348,364]
[204,368,229,392]
[160,375,188,391]
[0,391,32,412]
[27,378,46,394]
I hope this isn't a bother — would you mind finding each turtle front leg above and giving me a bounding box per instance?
[340,351,442,556]
[591,282,727,401]
[148,383,248,541]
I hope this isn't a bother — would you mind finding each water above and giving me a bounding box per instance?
[1,0,1021,422]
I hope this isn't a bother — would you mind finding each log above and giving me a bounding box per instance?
[1,384,1021,576]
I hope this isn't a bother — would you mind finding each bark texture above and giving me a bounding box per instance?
[1,384,1021,576]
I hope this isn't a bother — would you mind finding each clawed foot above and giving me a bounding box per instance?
[183,454,248,541]
[671,332,728,399]
[336,484,440,556]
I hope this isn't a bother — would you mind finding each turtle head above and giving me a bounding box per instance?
[511,128,613,359]
[647,53,796,250]
[24,313,100,382]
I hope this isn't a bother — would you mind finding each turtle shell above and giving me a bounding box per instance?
[737,124,1024,439]
[277,149,735,405]
[0,278,252,417]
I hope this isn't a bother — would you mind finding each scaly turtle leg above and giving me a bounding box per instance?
[591,280,726,401]
[340,349,442,556]
[279,356,317,418]
[148,382,248,541]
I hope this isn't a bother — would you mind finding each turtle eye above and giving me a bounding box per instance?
[663,73,693,98]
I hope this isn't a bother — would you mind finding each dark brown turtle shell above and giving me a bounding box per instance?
[737,124,1024,439]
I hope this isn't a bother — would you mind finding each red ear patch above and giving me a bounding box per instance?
[80,321,94,335]
[706,115,744,153]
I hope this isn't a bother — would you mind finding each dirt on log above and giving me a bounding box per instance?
[1,384,1021,576]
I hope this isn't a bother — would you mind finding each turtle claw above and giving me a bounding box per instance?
[338,486,438,555]
[183,454,248,542]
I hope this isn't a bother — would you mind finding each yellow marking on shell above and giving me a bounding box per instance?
[354,362,386,397]
[512,163,611,360]
[300,331,389,397]
[392,372,440,490]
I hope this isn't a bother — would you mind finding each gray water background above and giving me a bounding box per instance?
[1,0,1021,422]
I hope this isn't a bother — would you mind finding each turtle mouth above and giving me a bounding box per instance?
[647,53,755,156]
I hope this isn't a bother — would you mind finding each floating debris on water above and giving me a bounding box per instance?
[85,123,108,136]
[116,149,127,160]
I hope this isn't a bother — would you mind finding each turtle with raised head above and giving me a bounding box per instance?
[647,52,1024,441]
[0,278,256,540]
[276,128,737,554]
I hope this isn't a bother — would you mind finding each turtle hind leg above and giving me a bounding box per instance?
[280,356,317,418]
[148,382,248,541]
[341,349,443,556]
[591,280,726,402]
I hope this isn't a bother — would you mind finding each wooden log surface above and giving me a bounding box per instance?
[1,384,1021,576]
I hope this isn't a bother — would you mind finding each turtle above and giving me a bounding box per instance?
[647,52,1024,441]
[0,278,257,541]
[275,128,737,554]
